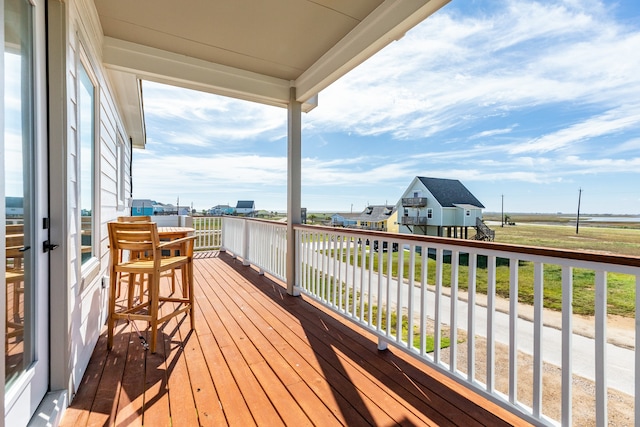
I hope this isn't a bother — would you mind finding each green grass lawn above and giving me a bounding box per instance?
[492,222,640,257]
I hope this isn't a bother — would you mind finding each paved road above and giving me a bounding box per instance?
[305,246,634,395]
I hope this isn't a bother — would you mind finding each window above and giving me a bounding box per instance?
[427,208,433,219]
[466,210,470,216]
[4,0,36,388]
[78,59,95,264]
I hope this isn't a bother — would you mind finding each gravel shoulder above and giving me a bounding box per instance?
[437,290,635,426]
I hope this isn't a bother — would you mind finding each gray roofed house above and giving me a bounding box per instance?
[351,205,397,231]
[397,177,493,240]
[416,177,485,209]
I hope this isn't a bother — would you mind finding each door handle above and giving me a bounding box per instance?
[19,246,31,252]
[43,241,59,253]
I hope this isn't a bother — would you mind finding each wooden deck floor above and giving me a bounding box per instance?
[59,251,528,427]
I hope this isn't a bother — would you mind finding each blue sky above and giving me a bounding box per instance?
[134,0,640,214]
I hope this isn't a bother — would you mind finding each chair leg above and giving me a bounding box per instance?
[188,261,195,329]
[127,273,136,308]
[13,282,22,321]
[149,273,160,354]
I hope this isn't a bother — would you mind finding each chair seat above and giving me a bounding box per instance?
[6,269,24,283]
[115,255,189,273]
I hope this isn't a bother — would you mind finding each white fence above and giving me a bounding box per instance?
[149,215,222,251]
[221,217,640,426]
[192,216,222,251]
[221,216,287,280]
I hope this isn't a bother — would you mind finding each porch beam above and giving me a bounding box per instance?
[102,37,318,112]
[286,86,301,296]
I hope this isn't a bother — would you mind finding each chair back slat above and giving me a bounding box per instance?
[108,222,161,262]
[117,215,151,223]
[6,234,25,260]
[6,224,24,234]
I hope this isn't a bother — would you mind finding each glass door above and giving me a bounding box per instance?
[4,0,49,423]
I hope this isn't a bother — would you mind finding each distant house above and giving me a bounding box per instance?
[236,200,256,216]
[352,205,397,232]
[397,177,492,240]
[209,204,235,215]
[6,197,24,218]
[131,200,190,216]
[153,203,171,215]
[131,199,155,216]
[330,213,358,227]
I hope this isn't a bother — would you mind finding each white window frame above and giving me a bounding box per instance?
[116,133,126,209]
[77,43,100,286]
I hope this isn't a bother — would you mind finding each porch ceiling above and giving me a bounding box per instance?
[93,0,450,148]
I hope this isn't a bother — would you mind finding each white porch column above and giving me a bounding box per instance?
[286,86,301,296]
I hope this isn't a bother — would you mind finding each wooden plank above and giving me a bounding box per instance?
[113,322,145,427]
[218,344,284,427]
[207,260,375,426]
[219,264,429,426]
[181,331,227,426]
[198,333,257,427]
[286,381,343,427]
[249,360,314,427]
[192,262,236,349]
[301,296,517,426]
[141,281,175,427]
[218,255,510,426]
[161,286,199,427]
[57,333,109,427]
[84,323,130,427]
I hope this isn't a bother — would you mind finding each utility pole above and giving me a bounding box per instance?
[501,194,504,227]
[576,188,582,234]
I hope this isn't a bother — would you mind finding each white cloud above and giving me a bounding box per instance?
[143,81,286,145]
[307,0,640,142]
[470,127,516,139]
[508,106,640,154]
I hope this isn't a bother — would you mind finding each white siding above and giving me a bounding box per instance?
[63,0,133,396]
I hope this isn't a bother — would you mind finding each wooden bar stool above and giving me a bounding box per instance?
[116,216,178,305]
[107,221,195,353]
[116,216,152,305]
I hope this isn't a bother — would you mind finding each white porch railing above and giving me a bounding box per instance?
[147,215,222,251]
[192,216,222,251]
[221,217,287,280]
[221,217,640,426]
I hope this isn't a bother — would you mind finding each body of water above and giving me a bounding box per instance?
[573,216,640,223]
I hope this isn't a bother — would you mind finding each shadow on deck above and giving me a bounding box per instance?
[60,251,527,426]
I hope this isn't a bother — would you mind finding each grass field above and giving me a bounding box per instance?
[490,220,640,257]
[486,215,640,316]
[334,215,640,317]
